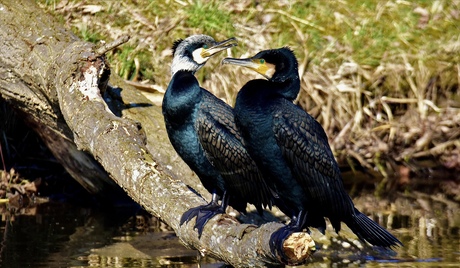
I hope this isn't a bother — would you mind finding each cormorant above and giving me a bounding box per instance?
[162,35,274,236]
[222,47,402,256]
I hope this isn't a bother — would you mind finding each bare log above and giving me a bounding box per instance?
[0,0,314,266]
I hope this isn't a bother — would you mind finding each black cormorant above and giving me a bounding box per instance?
[162,35,274,236]
[222,47,402,256]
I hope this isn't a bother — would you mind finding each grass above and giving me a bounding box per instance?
[37,0,460,192]
[185,1,235,37]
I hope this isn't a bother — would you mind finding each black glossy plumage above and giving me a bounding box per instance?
[224,47,402,250]
[162,35,274,236]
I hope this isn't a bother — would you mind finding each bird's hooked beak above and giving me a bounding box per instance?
[222,56,276,79]
[201,37,238,58]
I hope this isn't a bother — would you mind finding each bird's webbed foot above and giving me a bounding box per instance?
[269,210,312,264]
[180,205,204,226]
[192,203,226,236]
[180,192,228,237]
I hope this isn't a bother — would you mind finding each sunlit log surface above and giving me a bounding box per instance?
[0,0,315,266]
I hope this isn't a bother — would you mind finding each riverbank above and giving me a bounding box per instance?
[31,0,460,197]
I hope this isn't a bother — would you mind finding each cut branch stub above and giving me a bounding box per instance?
[280,232,316,265]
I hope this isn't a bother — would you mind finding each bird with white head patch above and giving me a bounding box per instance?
[162,35,275,237]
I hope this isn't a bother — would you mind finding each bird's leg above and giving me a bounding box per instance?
[293,210,309,232]
[219,191,230,211]
[207,192,221,208]
[269,210,313,264]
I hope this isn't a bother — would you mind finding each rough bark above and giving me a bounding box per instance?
[0,0,314,266]
[0,0,115,194]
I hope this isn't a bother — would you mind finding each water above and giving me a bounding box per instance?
[0,194,459,268]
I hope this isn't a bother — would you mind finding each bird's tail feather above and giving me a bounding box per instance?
[346,209,402,248]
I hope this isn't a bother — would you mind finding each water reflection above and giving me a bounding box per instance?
[303,193,460,268]
[0,202,223,267]
[0,193,459,268]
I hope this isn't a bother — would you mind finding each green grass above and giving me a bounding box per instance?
[184,1,235,37]
[75,23,103,43]
[37,0,460,86]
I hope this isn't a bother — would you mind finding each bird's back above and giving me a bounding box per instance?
[267,98,401,247]
[197,90,275,212]
[271,99,355,230]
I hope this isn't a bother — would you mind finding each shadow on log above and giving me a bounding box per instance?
[0,0,314,266]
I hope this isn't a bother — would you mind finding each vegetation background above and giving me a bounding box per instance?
[0,2,458,267]
[27,0,460,199]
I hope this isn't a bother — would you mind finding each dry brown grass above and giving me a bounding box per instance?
[37,0,460,193]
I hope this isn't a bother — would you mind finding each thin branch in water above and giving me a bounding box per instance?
[0,139,5,172]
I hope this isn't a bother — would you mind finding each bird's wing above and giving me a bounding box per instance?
[272,100,351,215]
[196,91,275,211]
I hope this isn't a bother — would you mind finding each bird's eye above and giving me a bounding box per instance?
[203,44,209,49]
[259,59,265,64]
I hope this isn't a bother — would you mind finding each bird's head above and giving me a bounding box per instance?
[171,35,237,75]
[222,47,298,83]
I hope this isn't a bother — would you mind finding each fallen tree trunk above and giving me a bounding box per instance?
[0,0,314,266]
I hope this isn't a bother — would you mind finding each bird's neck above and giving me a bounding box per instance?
[170,56,200,76]
[163,70,202,122]
[271,77,300,101]
[166,70,202,100]
[238,76,299,99]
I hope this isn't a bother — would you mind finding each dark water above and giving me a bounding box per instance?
[0,194,459,268]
